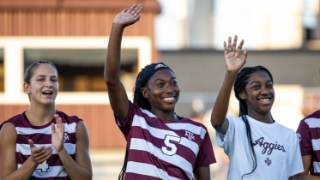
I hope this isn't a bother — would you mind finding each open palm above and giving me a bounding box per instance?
[224,35,247,72]
[113,4,143,27]
[51,114,64,152]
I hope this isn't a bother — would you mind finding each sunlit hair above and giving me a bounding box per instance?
[24,60,58,84]
[118,62,173,180]
[233,65,273,179]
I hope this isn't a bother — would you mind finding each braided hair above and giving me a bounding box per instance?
[118,62,173,180]
[233,65,273,179]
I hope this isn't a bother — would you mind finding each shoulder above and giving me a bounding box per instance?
[57,111,82,123]
[0,122,17,141]
[0,113,25,130]
[226,114,243,125]
[183,118,207,129]
[299,110,320,128]
[276,122,299,140]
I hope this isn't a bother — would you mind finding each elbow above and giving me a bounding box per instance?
[104,75,119,86]
[210,116,225,128]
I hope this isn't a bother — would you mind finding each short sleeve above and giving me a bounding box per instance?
[115,100,136,137]
[296,120,312,155]
[216,114,236,153]
[289,133,304,176]
[194,131,216,168]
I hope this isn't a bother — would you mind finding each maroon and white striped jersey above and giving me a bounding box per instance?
[0,111,81,180]
[297,110,320,176]
[117,101,216,180]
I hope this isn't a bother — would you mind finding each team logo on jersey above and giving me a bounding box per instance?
[265,157,272,166]
[64,132,69,142]
[185,130,195,140]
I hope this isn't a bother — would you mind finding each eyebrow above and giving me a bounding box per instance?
[153,77,176,82]
[36,75,57,78]
[249,80,272,85]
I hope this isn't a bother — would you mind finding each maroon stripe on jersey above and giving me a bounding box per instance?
[133,114,205,143]
[127,149,190,179]
[125,172,162,180]
[16,153,75,166]
[309,127,320,140]
[312,172,320,176]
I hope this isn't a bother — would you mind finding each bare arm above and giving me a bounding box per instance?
[104,4,143,124]
[0,123,53,180]
[193,166,211,180]
[288,155,320,180]
[210,35,247,134]
[51,115,92,180]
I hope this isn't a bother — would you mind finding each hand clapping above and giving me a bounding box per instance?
[51,114,65,153]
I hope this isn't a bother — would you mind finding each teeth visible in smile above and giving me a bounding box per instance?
[260,98,270,102]
[163,97,174,101]
[43,90,53,94]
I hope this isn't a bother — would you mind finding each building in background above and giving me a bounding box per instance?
[0,0,160,149]
[1,0,320,148]
[155,0,320,132]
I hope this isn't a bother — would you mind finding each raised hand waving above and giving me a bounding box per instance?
[224,35,247,72]
[113,4,143,27]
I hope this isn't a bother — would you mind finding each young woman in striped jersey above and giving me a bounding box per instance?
[0,60,92,180]
[104,4,216,180]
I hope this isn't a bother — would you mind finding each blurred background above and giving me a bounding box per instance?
[0,0,319,179]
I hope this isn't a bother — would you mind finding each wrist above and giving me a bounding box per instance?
[112,23,126,30]
[27,156,39,168]
[57,146,66,154]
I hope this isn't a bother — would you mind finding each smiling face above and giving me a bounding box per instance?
[141,69,180,114]
[239,70,274,117]
[24,64,58,106]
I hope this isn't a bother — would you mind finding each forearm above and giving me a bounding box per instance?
[2,157,37,180]
[58,148,92,180]
[302,175,320,180]
[211,70,237,127]
[193,166,210,180]
[104,24,125,84]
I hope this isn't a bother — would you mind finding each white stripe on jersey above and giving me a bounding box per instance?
[132,115,199,155]
[15,122,77,135]
[165,123,206,139]
[18,164,67,177]
[139,109,207,139]
[130,138,193,180]
[305,118,320,128]
[140,108,157,118]
[312,139,320,151]
[314,161,320,173]
[16,143,76,155]
[126,161,181,180]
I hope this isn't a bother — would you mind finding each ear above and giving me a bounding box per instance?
[141,87,149,99]
[24,82,31,94]
[239,90,247,100]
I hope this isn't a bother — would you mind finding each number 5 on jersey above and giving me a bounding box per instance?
[161,135,181,156]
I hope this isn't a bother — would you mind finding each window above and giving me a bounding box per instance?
[24,48,138,92]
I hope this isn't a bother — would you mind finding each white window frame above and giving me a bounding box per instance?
[0,37,152,104]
